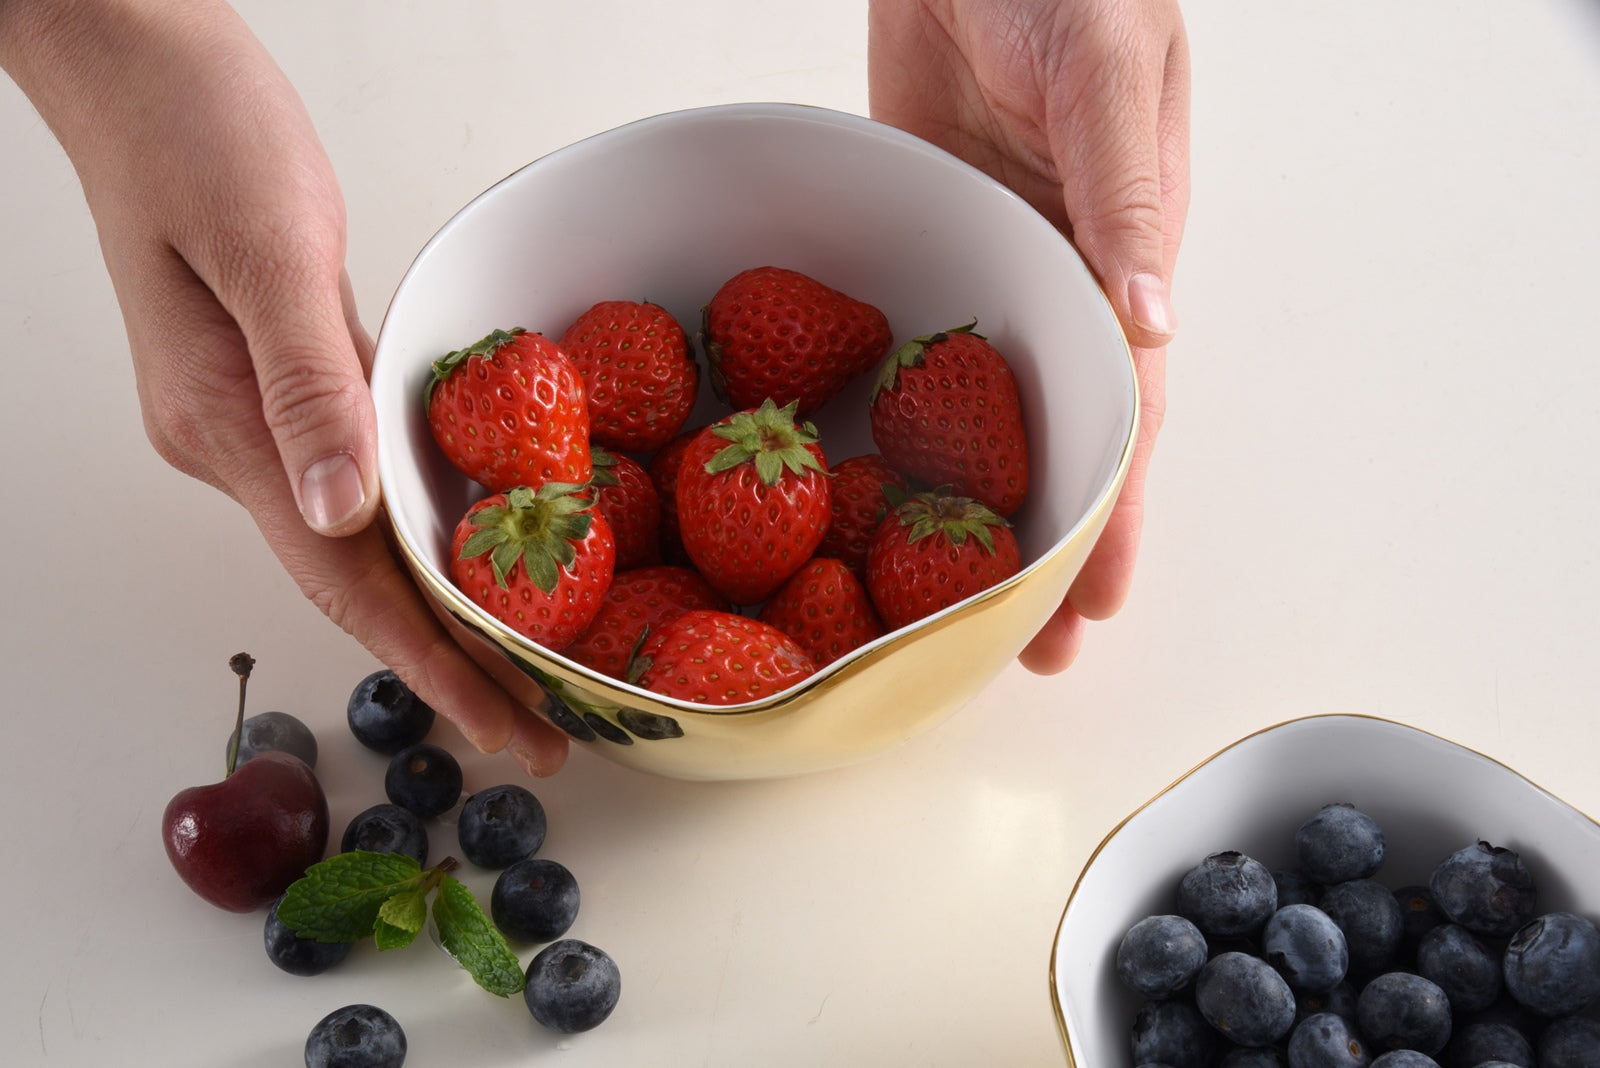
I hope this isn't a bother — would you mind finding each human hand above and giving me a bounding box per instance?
[0,0,567,774]
[868,0,1190,672]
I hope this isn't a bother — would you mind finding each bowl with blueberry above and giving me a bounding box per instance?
[1048,714,1600,1066]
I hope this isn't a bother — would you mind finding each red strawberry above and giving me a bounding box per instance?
[589,445,661,570]
[815,453,911,576]
[865,488,1022,630]
[427,327,591,491]
[645,425,704,566]
[558,300,699,452]
[450,482,616,651]
[757,557,884,668]
[675,399,832,605]
[629,609,817,706]
[868,322,1030,517]
[564,565,730,680]
[700,265,892,415]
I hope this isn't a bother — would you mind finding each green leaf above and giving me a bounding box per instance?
[378,886,429,935]
[277,851,425,943]
[374,915,421,951]
[432,876,526,997]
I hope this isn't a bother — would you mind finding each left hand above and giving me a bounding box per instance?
[868,0,1191,672]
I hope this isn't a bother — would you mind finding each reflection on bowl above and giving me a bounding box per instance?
[372,103,1137,781]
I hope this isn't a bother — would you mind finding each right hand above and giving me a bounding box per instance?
[0,0,569,775]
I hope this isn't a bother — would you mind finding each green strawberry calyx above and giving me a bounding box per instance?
[703,398,828,486]
[888,486,1009,555]
[458,482,595,593]
[588,444,622,487]
[425,327,526,406]
[869,320,983,403]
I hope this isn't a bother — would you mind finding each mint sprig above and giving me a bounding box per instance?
[278,851,525,996]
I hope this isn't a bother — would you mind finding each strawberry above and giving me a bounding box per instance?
[449,482,616,651]
[558,300,699,453]
[868,322,1030,517]
[700,265,892,415]
[757,557,884,668]
[589,445,661,571]
[427,327,591,491]
[675,399,832,605]
[564,565,730,680]
[629,608,817,706]
[815,453,911,576]
[864,488,1022,630]
[645,424,704,566]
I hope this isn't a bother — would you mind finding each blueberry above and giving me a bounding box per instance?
[1296,980,1358,1025]
[1276,869,1323,908]
[1427,842,1536,939]
[1537,1016,1600,1068]
[1296,804,1386,885]
[1443,1020,1534,1068]
[233,710,319,769]
[1286,1011,1371,1067]
[347,670,435,754]
[1178,851,1279,938]
[304,1003,406,1068]
[458,784,546,869]
[1393,885,1446,956]
[1319,879,1405,977]
[264,893,352,976]
[1262,904,1349,993]
[1368,1053,1439,1067]
[341,803,429,867]
[1116,914,1209,999]
[523,939,621,1033]
[491,857,580,943]
[383,743,462,819]
[1222,1048,1289,1067]
[1195,951,1296,1047]
[1501,911,1600,1017]
[1355,971,1452,1057]
[1414,923,1500,1014]
[1131,998,1218,1068]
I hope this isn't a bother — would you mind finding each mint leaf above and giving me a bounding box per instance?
[373,887,428,950]
[432,875,526,996]
[277,851,425,943]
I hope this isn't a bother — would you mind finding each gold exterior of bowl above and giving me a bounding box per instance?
[388,432,1132,782]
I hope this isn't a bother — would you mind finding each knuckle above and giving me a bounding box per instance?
[256,360,368,444]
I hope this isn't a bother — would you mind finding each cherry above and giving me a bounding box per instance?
[161,653,329,912]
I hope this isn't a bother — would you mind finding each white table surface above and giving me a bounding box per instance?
[4,3,1599,1065]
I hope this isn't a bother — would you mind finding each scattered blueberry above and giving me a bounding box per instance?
[457,784,547,869]
[1116,914,1209,999]
[1262,903,1349,993]
[304,1003,406,1068]
[1537,1016,1600,1068]
[1500,910,1600,1017]
[383,743,462,819]
[1285,1011,1370,1067]
[264,893,352,976]
[233,710,319,769]
[1427,842,1536,938]
[523,939,621,1033]
[491,857,581,944]
[1295,804,1386,885]
[341,803,429,867]
[1414,923,1500,1014]
[1318,879,1404,977]
[1443,1020,1534,1068]
[1355,971,1452,1057]
[347,670,435,754]
[1131,998,1217,1068]
[1177,851,1279,938]
[1194,951,1296,1047]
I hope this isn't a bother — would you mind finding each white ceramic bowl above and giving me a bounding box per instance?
[371,103,1137,780]
[1050,714,1600,1064]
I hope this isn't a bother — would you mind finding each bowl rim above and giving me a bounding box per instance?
[1045,711,1600,1065]
[373,101,1140,717]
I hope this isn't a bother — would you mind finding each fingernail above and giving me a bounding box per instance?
[511,741,557,778]
[1128,272,1176,339]
[300,453,366,532]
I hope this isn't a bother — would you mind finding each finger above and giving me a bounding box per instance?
[506,712,571,779]
[1017,598,1088,675]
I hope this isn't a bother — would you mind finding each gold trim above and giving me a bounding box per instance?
[1046,712,1600,1064]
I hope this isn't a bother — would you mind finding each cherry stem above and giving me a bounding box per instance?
[223,651,256,777]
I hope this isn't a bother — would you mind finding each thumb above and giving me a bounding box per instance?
[1050,23,1183,350]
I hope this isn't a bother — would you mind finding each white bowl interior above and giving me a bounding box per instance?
[372,103,1135,666]
[1052,714,1600,1066]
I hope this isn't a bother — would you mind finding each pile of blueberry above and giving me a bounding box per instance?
[249,669,620,1068]
[1120,803,1600,1067]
